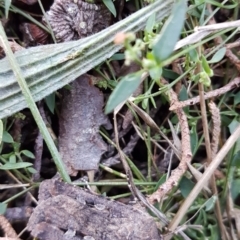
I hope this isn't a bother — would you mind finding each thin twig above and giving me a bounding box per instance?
[169,77,240,111]
[0,215,19,239]
[148,78,192,203]
[168,124,240,232]
[113,111,169,225]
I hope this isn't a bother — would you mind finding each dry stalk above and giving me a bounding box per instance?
[0,215,19,239]
[203,7,230,239]
[168,124,240,232]
[169,77,240,111]
[148,79,192,203]
[208,101,228,239]
[208,101,221,158]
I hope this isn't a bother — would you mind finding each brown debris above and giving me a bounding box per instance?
[58,74,110,175]
[43,0,112,42]
[4,207,33,223]
[0,215,19,240]
[20,23,49,46]
[27,179,162,240]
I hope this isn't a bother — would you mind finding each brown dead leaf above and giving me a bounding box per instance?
[59,74,110,175]
[27,179,162,240]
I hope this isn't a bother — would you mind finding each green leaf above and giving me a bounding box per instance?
[234,91,240,106]
[231,151,240,167]
[27,167,37,174]
[21,150,35,159]
[4,0,12,18]
[149,66,162,81]
[105,71,143,113]
[45,93,55,114]
[0,202,7,215]
[208,47,226,63]
[0,162,33,170]
[228,120,240,155]
[153,174,167,191]
[206,0,238,9]
[2,131,13,143]
[231,179,240,201]
[145,13,156,33]
[162,68,179,79]
[205,196,217,211]
[102,0,117,17]
[201,55,213,76]
[0,120,3,144]
[190,125,198,154]
[188,48,199,62]
[153,0,187,62]
[179,85,188,101]
[9,154,16,164]
[179,176,195,198]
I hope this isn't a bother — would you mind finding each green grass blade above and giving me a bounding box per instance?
[0,0,174,119]
[0,22,71,183]
[153,0,187,62]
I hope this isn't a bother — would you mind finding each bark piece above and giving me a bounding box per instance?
[44,0,112,42]
[59,74,110,175]
[27,179,161,240]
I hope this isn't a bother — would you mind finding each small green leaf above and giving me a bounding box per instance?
[231,179,240,201]
[234,91,240,106]
[179,176,195,198]
[21,150,35,159]
[149,66,162,81]
[153,174,167,191]
[153,0,187,62]
[9,154,16,164]
[190,125,198,154]
[205,196,217,212]
[102,0,116,17]
[142,98,149,110]
[208,47,226,63]
[0,120,3,144]
[45,93,55,114]
[0,202,7,215]
[105,71,143,114]
[2,131,13,143]
[231,151,240,167]
[145,13,156,33]
[179,86,188,101]
[228,120,240,155]
[162,68,179,79]
[0,162,33,170]
[4,0,12,18]
[188,49,199,62]
[110,54,125,61]
[201,56,213,76]
[27,167,38,174]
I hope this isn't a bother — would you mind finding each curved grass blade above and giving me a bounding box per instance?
[0,0,174,119]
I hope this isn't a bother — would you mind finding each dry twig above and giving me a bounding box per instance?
[169,77,240,111]
[0,215,19,239]
[208,101,221,158]
[148,79,192,203]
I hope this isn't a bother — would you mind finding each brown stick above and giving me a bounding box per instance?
[169,77,240,111]
[148,79,192,203]
[0,215,19,239]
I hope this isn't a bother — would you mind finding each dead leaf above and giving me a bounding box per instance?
[27,179,162,240]
[59,74,110,175]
